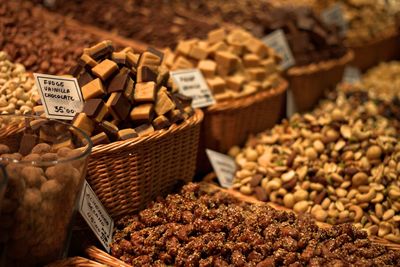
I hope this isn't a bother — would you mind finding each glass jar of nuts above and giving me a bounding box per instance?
[0,115,92,267]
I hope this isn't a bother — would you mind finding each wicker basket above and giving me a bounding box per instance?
[46,257,106,267]
[86,109,203,219]
[197,79,288,175]
[286,50,354,113]
[348,32,400,72]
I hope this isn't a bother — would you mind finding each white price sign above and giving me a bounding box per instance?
[206,149,237,188]
[321,4,347,35]
[342,66,361,84]
[262,29,295,70]
[34,73,84,120]
[78,180,114,252]
[170,69,215,108]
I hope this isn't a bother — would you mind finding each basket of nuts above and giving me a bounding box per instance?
[78,183,400,266]
[60,41,203,219]
[164,27,288,174]
[228,86,400,248]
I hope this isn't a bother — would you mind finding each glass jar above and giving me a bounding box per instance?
[0,115,92,267]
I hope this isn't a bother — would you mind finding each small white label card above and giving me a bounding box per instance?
[78,180,114,252]
[321,4,348,35]
[170,69,215,108]
[34,73,84,120]
[206,149,237,188]
[262,29,295,70]
[342,66,361,84]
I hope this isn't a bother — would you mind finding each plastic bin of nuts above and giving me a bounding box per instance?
[0,115,92,266]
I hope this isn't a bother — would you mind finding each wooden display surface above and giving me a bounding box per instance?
[202,173,400,250]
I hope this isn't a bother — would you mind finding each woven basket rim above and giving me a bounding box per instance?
[206,79,288,113]
[346,29,399,48]
[287,50,354,77]
[91,109,203,155]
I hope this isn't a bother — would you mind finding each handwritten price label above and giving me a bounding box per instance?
[34,73,84,120]
[78,180,114,252]
[206,149,237,188]
[262,29,295,70]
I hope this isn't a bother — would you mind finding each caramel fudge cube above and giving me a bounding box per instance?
[189,45,208,60]
[227,75,246,92]
[207,77,226,94]
[134,82,157,103]
[152,115,171,130]
[83,98,109,123]
[91,132,110,145]
[155,89,176,116]
[79,54,98,68]
[245,38,270,58]
[111,51,127,65]
[117,128,138,140]
[135,124,155,137]
[92,59,119,81]
[138,51,162,67]
[130,104,155,123]
[246,68,267,81]
[126,52,140,68]
[208,28,226,44]
[243,54,261,68]
[171,56,194,70]
[198,60,217,78]
[72,113,95,136]
[215,51,239,75]
[137,66,157,83]
[81,78,106,100]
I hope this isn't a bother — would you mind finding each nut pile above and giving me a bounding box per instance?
[0,117,89,266]
[0,0,101,75]
[165,28,282,101]
[314,0,400,46]
[170,1,347,66]
[31,0,218,49]
[230,88,400,244]
[0,51,39,115]
[362,61,400,101]
[56,41,194,145]
[111,183,400,266]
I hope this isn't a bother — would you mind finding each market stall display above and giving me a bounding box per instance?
[88,183,400,266]
[59,41,203,218]
[0,115,92,266]
[165,27,287,174]
[229,86,400,244]
[314,0,400,70]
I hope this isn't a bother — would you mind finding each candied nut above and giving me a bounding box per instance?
[41,153,58,161]
[366,145,382,160]
[40,180,63,199]
[31,143,52,154]
[23,188,42,209]
[21,166,44,187]
[0,144,10,154]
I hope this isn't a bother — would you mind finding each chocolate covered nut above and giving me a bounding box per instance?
[134,82,157,103]
[107,67,130,93]
[117,128,138,140]
[72,113,95,136]
[21,166,44,188]
[31,143,52,155]
[79,54,98,68]
[23,188,42,209]
[137,66,158,83]
[130,104,154,123]
[40,180,62,199]
[198,60,217,78]
[19,133,38,156]
[91,59,119,81]
[83,99,108,123]
[41,153,58,162]
[135,124,155,137]
[106,92,131,120]
[90,132,110,145]
[152,115,171,130]
[155,90,176,116]
[206,77,226,94]
[81,78,106,100]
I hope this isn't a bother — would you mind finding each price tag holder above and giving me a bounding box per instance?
[262,29,295,70]
[170,69,215,108]
[342,66,361,84]
[206,149,237,188]
[321,4,347,35]
[34,73,84,120]
[78,180,114,252]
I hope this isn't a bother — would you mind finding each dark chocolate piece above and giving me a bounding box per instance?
[91,132,110,145]
[106,92,131,120]
[152,115,171,130]
[77,71,94,87]
[19,133,38,156]
[137,66,157,83]
[83,99,109,123]
[107,67,130,93]
[147,47,164,62]
[97,121,119,141]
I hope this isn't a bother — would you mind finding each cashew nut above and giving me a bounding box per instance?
[356,188,376,203]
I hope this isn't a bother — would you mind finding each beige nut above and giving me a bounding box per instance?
[349,205,363,222]
[293,189,308,202]
[366,145,382,160]
[312,209,328,222]
[293,200,309,213]
[352,172,368,186]
[356,188,376,203]
[283,193,295,208]
[384,233,400,244]
[382,209,395,221]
